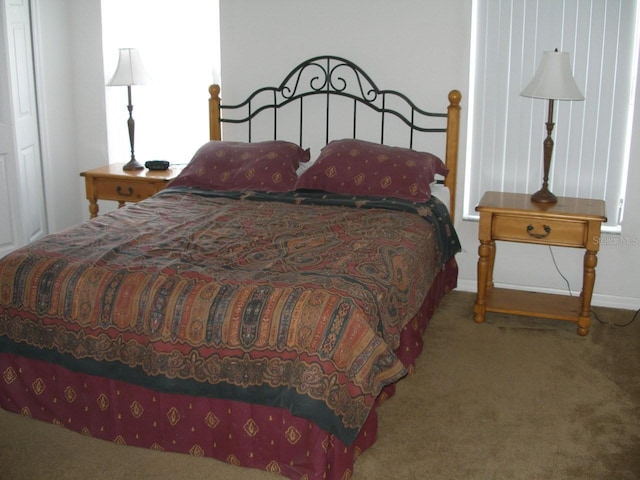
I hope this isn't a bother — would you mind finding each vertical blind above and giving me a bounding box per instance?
[464,0,639,230]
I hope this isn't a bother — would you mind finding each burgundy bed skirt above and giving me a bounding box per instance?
[0,257,457,480]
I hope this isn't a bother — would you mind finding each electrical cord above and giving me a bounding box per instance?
[591,306,640,327]
[548,246,639,328]
[548,246,573,297]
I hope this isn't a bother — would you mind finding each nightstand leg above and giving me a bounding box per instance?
[487,240,496,288]
[578,249,598,336]
[88,199,98,219]
[474,240,493,323]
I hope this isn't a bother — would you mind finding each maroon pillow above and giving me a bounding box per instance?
[169,140,310,192]
[296,139,448,201]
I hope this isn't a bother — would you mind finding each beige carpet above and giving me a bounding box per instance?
[1,291,638,480]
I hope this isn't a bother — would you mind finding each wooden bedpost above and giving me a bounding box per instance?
[209,84,222,141]
[445,90,461,222]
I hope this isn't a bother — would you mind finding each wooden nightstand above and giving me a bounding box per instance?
[80,163,182,218]
[473,191,607,336]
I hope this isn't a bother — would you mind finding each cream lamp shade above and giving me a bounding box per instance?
[521,50,584,100]
[107,48,151,86]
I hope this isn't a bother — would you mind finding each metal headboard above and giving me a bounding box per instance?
[208,55,461,219]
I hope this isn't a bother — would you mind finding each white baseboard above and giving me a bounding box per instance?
[455,279,639,312]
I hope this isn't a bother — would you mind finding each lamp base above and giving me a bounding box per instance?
[531,186,557,204]
[122,158,144,171]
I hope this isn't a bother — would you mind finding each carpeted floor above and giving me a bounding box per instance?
[1,291,638,480]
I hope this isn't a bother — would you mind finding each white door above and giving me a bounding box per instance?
[0,0,47,258]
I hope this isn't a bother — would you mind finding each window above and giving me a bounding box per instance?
[464,0,640,231]
[101,0,221,167]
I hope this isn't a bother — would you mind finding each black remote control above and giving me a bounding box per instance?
[145,160,170,171]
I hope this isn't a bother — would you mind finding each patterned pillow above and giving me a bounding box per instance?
[296,139,448,202]
[169,140,310,192]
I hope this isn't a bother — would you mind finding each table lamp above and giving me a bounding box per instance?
[107,48,151,171]
[521,49,584,204]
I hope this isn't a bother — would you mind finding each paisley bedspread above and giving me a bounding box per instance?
[0,188,460,445]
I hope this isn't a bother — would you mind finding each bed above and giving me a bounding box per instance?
[0,56,461,480]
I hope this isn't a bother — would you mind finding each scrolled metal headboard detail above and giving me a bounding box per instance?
[211,55,450,146]
[279,56,380,103]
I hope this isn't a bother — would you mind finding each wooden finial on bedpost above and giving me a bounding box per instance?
[209,84,222,141]
[445,89,462,222]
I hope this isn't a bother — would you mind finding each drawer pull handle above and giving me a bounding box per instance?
[527,224,551,239]
[116,186,133,197]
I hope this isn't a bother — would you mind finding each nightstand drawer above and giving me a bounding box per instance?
[93,178,159,202]
[492,214,587,247]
